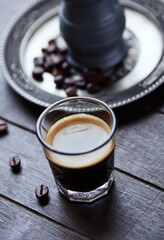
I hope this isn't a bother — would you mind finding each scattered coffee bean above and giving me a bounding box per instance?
[0,120,8,133]
[34,57,44,67]
[75,78,87,89]
[47,43,57,54]
[86,82,101,93]
[84,68,103,83]
[42,48,47,59]
[54,75,64,89]
[9,156,21,170]
[52,68,62,77]
[35,184,49,201]
[65,86,77,97]
[58,45,67,55]
[48,39,56,46]
[64,78,75,86]
[50,54,64,66]
[32,66,44,80]
[61,61,71,76]
[103,76,112,86]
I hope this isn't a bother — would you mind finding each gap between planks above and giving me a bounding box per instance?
[0,193,91,240]
[0,116,163,193]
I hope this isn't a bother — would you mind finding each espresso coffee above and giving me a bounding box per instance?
[45,113,115,192]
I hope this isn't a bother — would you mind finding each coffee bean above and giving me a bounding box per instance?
[61,61,71,76]
[42,48,48,59]
[65,86,77,97]
[9,156,21,170]
[84,68,103,83]
[54,75,64,89]
[103,76,112,86]
[86,82,101,93]
[47,43,57,54]
[50,54,64,66]
[58,45,67,55]
[52,68,62,77]
[0,120,7,133]
[48,39,56,45]
[34,57,44,67]
[75,77,87,89]
[35,184,49,201]
[64,78,75,86]
[32,66,44,80]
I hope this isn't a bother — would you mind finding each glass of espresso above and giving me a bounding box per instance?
[36,97,116,202]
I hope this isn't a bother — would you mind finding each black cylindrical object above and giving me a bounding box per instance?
[59,0,127,69]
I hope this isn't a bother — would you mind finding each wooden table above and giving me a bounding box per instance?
[0,1,163,239]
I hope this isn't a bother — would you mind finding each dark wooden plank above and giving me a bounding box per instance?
[123,192,164,240]
[0,123,163,239]
[114,104,164,189]
[0,197,88,240]
[0,72,42,132]
[1,107,164,189]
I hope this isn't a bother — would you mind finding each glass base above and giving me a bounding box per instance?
[56,171,114,203]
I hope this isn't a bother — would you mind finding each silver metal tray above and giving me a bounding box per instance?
[0,0,164,108]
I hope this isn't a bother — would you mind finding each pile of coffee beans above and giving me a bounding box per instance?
[32,38,114,97]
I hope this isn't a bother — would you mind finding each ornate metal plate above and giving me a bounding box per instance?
[0,0,164,108]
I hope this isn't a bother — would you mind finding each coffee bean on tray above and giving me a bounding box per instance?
[86,82,101,93]
[54,75,64,89]
[34,57,44,67]
[0,120,8,133]
[65,86,77,97]
[64,78,75,86]
[50,54,64,66]
[84,68,103,83]
[35,184,49,201]
[52,68,62,77]
[75,77,87,89]
[47,43,57,54]
[32,66,44,80]
[9,156,21,170]
[61,61,71,76]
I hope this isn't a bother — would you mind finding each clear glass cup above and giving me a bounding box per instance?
[36,97,116,202]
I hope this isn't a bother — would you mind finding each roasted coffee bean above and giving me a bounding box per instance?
[44,61,52,73]
[32,66,44,80]
[61,61,71,76]
[50,54,64,66]
[58,45,67,55]
[52,68,62,77]
[9,156,21,170]
[86,82,101,93]
[48,39,56,45]
[42,48,48,59]
[103,77,112,86]
[65,86,77,97]
[47,44,57,54]
[54,75,64,89]
[34,57,44,67]
[64,78,75,86]
[75,78,87,89]
[83,68,103,83]
[0,120,7,133]
[35,184,49,201]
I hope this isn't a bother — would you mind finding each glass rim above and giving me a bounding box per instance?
[36,96,116,155]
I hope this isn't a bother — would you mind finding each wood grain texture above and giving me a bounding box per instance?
[0,123,163,239]
[0,197,88,240]
[115,104,164,188]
